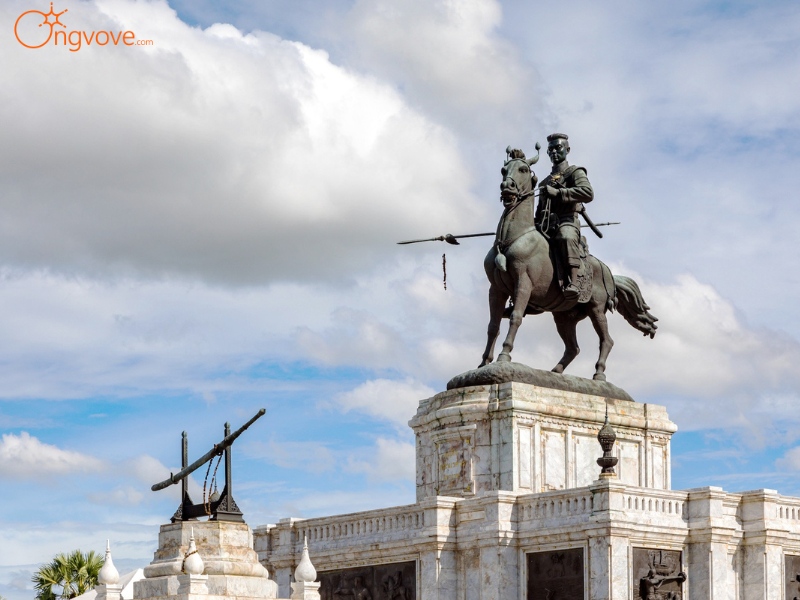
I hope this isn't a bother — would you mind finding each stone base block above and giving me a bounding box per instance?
[135,521,277,600]
[143,521,268,578]
[411,378,676,500]
[290,581,320,600]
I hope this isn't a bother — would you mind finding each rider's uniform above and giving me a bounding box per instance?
[535,162,594,273]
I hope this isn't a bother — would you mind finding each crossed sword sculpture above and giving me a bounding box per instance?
[151,408,266,523]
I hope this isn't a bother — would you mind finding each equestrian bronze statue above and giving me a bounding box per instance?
[481,135,657,381]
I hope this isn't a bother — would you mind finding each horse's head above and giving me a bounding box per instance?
[500,143,541,208]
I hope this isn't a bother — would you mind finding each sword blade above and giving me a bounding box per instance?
[580,221,620,228]
[151,409,266,491]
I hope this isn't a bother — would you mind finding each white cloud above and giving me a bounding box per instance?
[0,520,156,571]
[122,454,202,500]
[342,0,541,139]
[0,0,484,286]
[617,273,800,397]
[776,447,800,472]
[3,258,800,450]
[87,485,145,506]
[246,440,336,474]
[0,432,105,479]
[345,437,416,483]
[335,378,435,427]
[126,455,173,486]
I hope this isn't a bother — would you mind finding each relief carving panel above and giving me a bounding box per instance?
[319,561,416,600]
[432,426,475,495]
[527,547,584,600]
[632,548,685,600]
[786,554,800,600]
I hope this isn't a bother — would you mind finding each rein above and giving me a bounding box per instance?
[496,189,535,250]
[501,188,535,208]
[494,160,538,271]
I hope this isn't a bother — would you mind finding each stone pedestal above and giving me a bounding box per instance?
[95,583,123,600]
[253,372,800,600]
[290,581,320,600]
[134,520,277,600]
[176,575,208,599]
[410,375,677,501]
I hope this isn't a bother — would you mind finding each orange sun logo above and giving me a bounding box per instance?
[14,2,68,49]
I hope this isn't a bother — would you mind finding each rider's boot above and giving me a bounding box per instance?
[563,266,580,300]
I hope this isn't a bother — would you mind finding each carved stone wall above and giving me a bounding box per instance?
[632,548,683,600]
[256,386,800,600]
[526,548,584,600]
[318,562,416,600]
[786,555,800,600]
[410,380,677,501]
[431,426,476,496]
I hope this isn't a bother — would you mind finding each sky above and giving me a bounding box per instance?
[1,0,800,597]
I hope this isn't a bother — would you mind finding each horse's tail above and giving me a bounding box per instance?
[613,275,658,338]
[598,260,616,313]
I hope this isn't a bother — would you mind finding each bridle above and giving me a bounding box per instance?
[500,158,536,209]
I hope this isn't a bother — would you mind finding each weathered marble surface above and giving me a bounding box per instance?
[317,561,414,600]
[527,547,583,600]
[134,521,277,600]
[411,381,675,501]
[248,386,800,600]
[256,481,800,600]
[446,362,633,401]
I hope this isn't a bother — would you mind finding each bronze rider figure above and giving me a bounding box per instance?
[535,133,594,300]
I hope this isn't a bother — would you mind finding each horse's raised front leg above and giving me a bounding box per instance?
[588,304,614,381]
[479,284,508,367]
[551,310,580,374]
[498,273,533,362]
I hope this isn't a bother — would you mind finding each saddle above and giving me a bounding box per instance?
[571,236,593,304]
[547,233,592,305]
[503,238,594,318]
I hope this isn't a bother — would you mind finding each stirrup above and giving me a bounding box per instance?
[563,284,579,300]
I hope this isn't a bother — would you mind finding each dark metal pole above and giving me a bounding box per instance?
[181,431,188,502]
[224,422,232,505]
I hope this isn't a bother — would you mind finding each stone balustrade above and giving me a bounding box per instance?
[293,506,426,547]
[254,498,456,565]
[518,489,595,523]
[778,495,800,521]
[622,488,688,519]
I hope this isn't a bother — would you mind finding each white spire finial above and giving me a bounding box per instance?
[182,527,205,576]
[97,540,120,585]
[294,535,316,583]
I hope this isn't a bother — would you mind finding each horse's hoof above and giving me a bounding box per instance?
[593,373,607,382]
[478,359,492,368]
[498,353,511,363]
[551,365,564,374]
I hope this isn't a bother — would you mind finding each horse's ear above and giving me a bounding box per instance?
[527,142,541,165]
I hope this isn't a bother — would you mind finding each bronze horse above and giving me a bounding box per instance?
[480,148,657,381]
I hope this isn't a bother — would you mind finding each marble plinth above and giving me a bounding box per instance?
[446,362,633,401]
[410,379,675,501]
[134,521,277,600]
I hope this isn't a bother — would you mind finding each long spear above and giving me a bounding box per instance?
[396,223,620,245]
